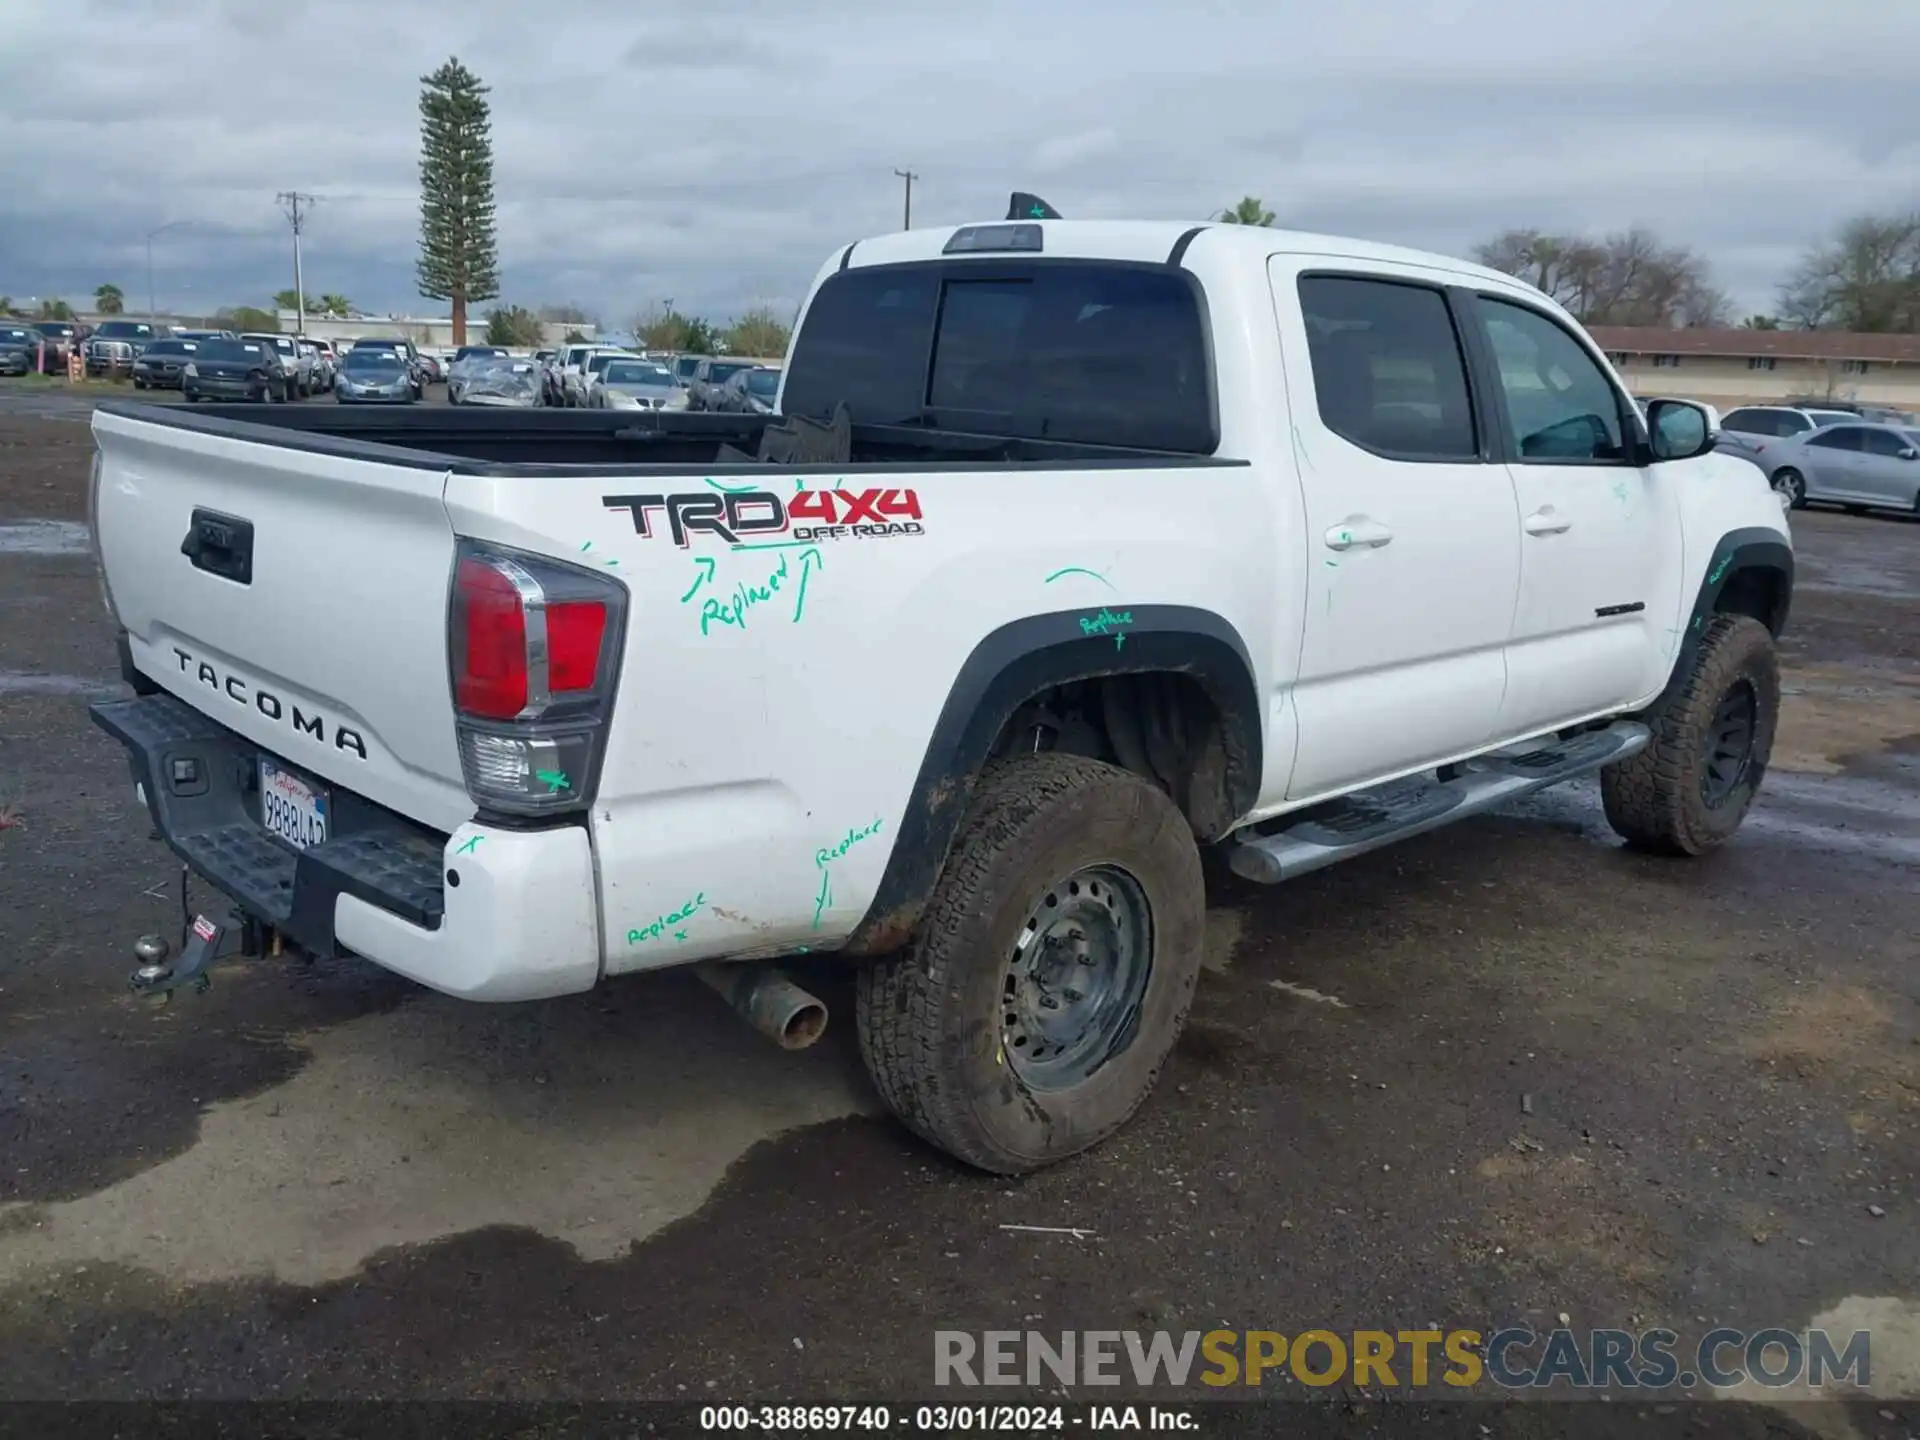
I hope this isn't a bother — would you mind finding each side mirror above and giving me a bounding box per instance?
[1900,446,1919,461]
[1647,399,1715,462]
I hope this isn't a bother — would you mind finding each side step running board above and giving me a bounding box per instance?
[1229,720,1651,885]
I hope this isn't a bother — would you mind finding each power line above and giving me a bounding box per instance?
[893,168,918,230]
[276,192,318,330]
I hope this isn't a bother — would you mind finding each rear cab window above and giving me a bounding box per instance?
[784,260,1216,453]
[1295,275,1477,461]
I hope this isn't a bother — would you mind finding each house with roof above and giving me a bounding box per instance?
[1590,326,1920,412]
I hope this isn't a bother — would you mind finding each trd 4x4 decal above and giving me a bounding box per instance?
[602,488,924,547]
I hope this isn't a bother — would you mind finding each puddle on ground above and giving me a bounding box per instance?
[0,669,119,697]
[0,520,89,556]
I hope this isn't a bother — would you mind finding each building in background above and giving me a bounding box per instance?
[1592,327,1920,411]
[275,311,595,349]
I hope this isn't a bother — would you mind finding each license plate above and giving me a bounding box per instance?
[259,758,328,849]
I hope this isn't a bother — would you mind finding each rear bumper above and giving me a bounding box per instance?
[89,689,602,1002]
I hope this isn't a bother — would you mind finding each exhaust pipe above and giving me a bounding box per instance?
[696,963,828,1050]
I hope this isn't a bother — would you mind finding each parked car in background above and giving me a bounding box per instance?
[31,321,79,372]
[303,339,338,392]
[711,364,782,415]
[669,353,701,389]
[417,351,447,385]
[334,347,418,405]
[84,320,159,377]
[348,338,427,398]
[132,337,209,390]
[1761,420,1920,514]
[0,323,36,376]
[239,333,314,397]
[457,355,545,407]
[182,338,294,402]
[556,348,634,407]
[172,328,236,342]
[686,356,767,410]
[587,357,685,410]
[1714,405,1858,470]
[446,345,510,404]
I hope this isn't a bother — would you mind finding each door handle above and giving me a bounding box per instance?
[1522,508,1571,536]
[1324,518,1393,551]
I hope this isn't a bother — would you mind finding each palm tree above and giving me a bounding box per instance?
[1215,196,1276,227]
[319,294,352,317]
[94,283,125,315]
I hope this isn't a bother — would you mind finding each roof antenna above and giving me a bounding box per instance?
[1008,192,1063,221]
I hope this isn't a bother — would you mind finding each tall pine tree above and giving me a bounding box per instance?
[416,57,499,345]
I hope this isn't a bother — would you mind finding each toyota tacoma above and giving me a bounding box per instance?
[85,197,1791,1173]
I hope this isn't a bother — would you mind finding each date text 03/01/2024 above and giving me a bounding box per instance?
[696,1403,1196,1431]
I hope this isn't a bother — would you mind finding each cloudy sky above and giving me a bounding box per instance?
[3,0,1917,332]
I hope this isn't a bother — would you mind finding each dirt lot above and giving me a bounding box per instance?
[0,389,1915,1430]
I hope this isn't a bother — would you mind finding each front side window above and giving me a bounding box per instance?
[1858,428,1909,458]
[1478,297,1627,463]
[1296,276,1476,461]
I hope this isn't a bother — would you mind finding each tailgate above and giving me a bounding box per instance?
[93,408,470,833]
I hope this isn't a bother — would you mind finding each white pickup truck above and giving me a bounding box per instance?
[87,198,1793,1174]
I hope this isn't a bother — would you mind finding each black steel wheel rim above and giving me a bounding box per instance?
[1701,678,1758,808]
[1001,864,1154,1092]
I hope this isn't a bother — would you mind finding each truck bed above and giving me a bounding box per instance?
[97,401,1232,474]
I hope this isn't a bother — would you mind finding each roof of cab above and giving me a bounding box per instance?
[843,219,1530,296]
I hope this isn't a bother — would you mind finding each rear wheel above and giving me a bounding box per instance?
[855,753,1206,1174]
[1772,468,1807,508]
[1601,614,1779,856]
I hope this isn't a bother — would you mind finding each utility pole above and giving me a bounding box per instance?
[275,191,318,334]
[893,168,918,230]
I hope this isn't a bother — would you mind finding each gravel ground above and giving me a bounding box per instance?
[0,389,1914,1432]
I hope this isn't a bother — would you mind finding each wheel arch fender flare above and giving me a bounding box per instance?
[1645,527,1793,720]
[842,604,1262,957]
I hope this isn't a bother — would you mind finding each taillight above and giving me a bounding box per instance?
[447,541,626,819]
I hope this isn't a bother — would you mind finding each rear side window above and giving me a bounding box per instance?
[1297,276,1476,460]
[1720,408,1773,434]
[785,262,1216,453]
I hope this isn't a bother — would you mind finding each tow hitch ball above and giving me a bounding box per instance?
[128,912,246,1002]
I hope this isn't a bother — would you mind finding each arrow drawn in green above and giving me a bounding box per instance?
[679,555,717,603]
[793,546,824,622]
[454,834,484,855]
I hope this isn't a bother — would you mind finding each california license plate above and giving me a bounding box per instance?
[259,758,328,849]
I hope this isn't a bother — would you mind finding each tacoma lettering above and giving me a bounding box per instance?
[172,646,368,759]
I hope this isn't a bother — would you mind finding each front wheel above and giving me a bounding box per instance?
[1601,614,1780,856]
[1772,468,1807,509]
[855,753,1206,1174]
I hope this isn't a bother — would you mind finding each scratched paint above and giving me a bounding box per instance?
[628,891,708,945]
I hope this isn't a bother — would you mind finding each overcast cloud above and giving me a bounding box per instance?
[3,0,1918,330]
